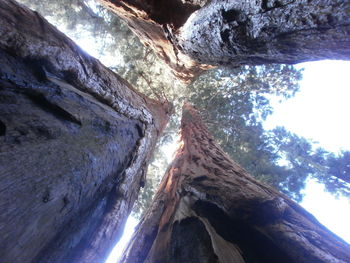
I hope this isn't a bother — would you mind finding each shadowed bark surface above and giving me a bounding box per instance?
[0,1,171,262]
[100,0,350,81]
[120,103,350,263]
[98,0,212,82]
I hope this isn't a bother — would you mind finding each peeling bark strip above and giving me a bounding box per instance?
[101,0,350,80]
[0,1,171,263]
[120,103,350,263]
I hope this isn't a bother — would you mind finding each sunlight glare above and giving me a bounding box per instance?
[265,60,350,153]
[105,216,138,263]
[300,178,350,244]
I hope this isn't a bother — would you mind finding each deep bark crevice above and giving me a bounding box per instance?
[124,0,201,29]
[98,0,212,82]
[193,200,295,263]
[0,120,6,136]
[170,217,219,263]
[0,1,171,262]
[25,91,82,126]
[120,103,350,263]
[101,0,350,81]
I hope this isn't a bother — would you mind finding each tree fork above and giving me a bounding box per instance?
[100,0,350,81]
[98,0,213,82]
[120,103,350,263]
[0,0,172,262]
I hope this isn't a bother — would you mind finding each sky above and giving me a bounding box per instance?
[301,178,350,244]
[106,60,350,262]
[61,25,350,263]
[32,7,350,257]
[264,59,350,244]
[59,23,350,259]
[105,216,139,263]
[13,1,350,261]
[264,60,350,153]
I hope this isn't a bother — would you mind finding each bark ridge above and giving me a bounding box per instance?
[0,1,171,262]
[120,103,350,263]
[100,0,350,81]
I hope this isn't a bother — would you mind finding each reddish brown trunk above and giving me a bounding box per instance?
[98,0,213,82]
[100,0,350,81]
[0,1,171,263]
[120,103,350,263]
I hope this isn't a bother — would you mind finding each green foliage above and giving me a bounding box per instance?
[17,0,185,101]
[188,67,350,201]
[17,0,185,218]
[270,127,350,197]
[17,0,350,216]
[131,144,168,218]
[324,151,350,196]
[187,66,306,200]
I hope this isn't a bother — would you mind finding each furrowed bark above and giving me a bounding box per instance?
[0,1,171,263]
[178,0,350,66]
[120,103,350,263]
[98,0,212,82]
[100,0,350,81]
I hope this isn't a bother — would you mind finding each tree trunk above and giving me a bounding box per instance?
[0,1,171,263]
[120,103,350,263]
[98,0,213,83]
[100,0,350,81]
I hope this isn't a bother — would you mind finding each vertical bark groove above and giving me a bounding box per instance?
[98,0,213,82]
[100,0,350,81]
[179,0,350,66]
[0,1,171,262]
[120,103,350,263]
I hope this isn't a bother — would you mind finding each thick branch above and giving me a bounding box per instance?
[178,0,350,66]
[100,0,350,81]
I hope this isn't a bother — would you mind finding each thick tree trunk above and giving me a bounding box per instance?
[100,0,350,81]
[120,103,350,263]
[98,0,212,82]
[0,1,171,263]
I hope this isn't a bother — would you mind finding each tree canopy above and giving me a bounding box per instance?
[17,0,350,217]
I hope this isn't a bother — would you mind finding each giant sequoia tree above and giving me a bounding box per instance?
[0,1,171,262]
[99,0,350,80]
[120,104,350,263]
[1,0,350,262]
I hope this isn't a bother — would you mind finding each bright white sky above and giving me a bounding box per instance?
[20,2,350,261]
[264,60,350,153]
[301,178,350,244]
[56,22,350,259]
[105,216,138,263]
[264,60,350,245]
[106,60,350,262]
